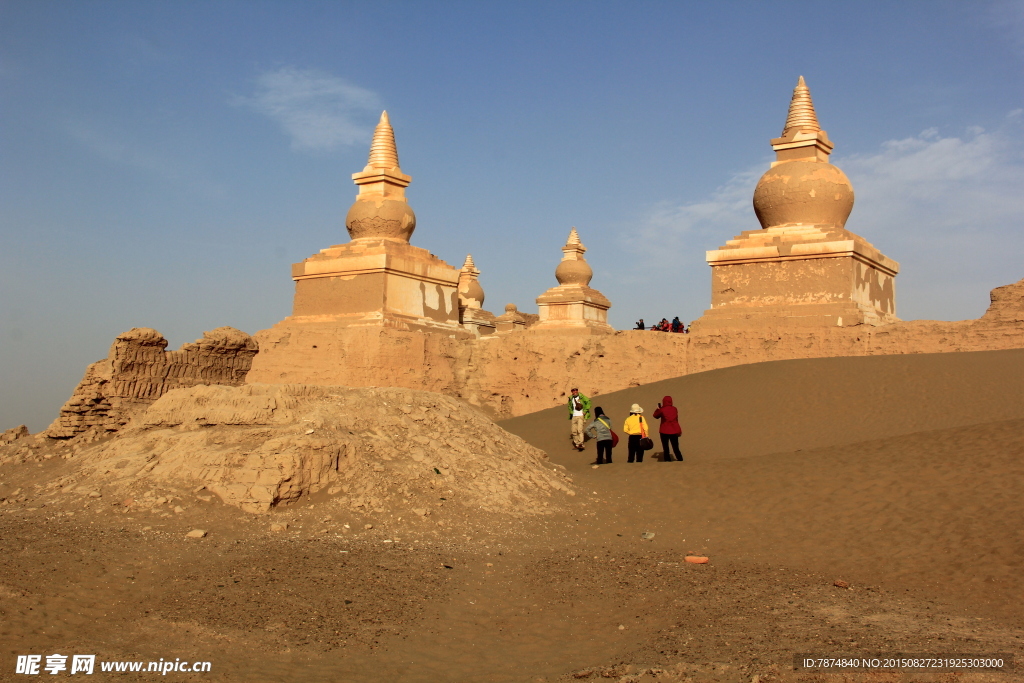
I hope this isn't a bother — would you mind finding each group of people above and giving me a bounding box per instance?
[566,388,684,464]
[635,317,688,333]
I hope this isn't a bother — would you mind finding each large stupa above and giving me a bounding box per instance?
[288,112,465,335]
[692,77,900,330]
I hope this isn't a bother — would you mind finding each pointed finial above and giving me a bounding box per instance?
[782,76,821,135]
[462,254,477,271]
[555,227,592,286]
[367,111,400,170]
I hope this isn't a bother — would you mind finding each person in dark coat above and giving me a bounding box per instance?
[652,395,683,461]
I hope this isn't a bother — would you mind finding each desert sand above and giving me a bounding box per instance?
[2,349,1023,682]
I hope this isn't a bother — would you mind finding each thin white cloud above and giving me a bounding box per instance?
[840,122,1024,246]
[629,115,1024,320]
[236,67,381,152]
[65,121,179,178]
[628,165,763,273]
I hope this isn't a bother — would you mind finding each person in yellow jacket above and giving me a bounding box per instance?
[623,403,650,463]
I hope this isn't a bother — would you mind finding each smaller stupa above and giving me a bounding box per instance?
[533,228,613,334]
[692,77,899,330]
[288,112,465,335]
[494,303,528,333]
[457,255,496,336]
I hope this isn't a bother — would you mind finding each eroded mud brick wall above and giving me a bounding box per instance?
[46,327,258,439]
[242,278,1024,420]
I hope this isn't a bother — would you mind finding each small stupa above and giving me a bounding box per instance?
[457,254,496,336]
[288,112,464,334]
[692,77,899,330]
[494,303,527,333]
[533,228,613,334]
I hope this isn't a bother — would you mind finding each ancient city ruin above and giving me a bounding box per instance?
[5,77,1022,513]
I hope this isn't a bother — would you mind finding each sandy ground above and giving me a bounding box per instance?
[2,349,1023,682]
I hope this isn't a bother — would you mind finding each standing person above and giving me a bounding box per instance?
[566,388,591,451]
[585,407,615,464]
[623,404,650,463]
[653,396,683,461]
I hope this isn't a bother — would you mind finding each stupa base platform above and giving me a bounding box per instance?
[690,301,901,333]
[533,284,613,335]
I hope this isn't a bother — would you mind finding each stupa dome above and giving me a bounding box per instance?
[555,259,593,286]
[753,161,854,229]
[554,227,593,286]
[345,200,417,241]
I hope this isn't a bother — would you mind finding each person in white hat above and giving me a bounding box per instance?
[622,404,650,463]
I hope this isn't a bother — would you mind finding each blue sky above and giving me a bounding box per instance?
[2,1,1023,431]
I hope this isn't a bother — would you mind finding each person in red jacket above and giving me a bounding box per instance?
[652,395,683,461]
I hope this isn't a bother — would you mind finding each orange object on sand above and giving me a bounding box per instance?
[684,556,709,564]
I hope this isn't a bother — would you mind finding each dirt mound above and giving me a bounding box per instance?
[43,383,574,516]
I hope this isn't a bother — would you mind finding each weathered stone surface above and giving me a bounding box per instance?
[45,327,258,440]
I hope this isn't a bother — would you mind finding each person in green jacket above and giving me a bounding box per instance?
[566,388,591,451]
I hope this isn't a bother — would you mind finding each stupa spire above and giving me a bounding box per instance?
[347,111,414,241]
[555,227,591,286]
[458,253,486,313]
[367,111,400,171]
[565,227,583,248]
[769,76,833,165]
[782,76,821,135]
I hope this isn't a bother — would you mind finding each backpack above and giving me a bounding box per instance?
[599,417,619,447]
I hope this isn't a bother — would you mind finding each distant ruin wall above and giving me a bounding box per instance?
[248,278,1024,419]
[46,327,258,440]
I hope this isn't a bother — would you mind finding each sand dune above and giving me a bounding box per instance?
[501,348,1024,461]
[501,348,1024,625]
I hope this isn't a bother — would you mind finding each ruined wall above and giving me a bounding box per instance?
[248,277,1024,419]
[46,327,258,440]
[38,279,1024,440]
[247,323,462,395]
